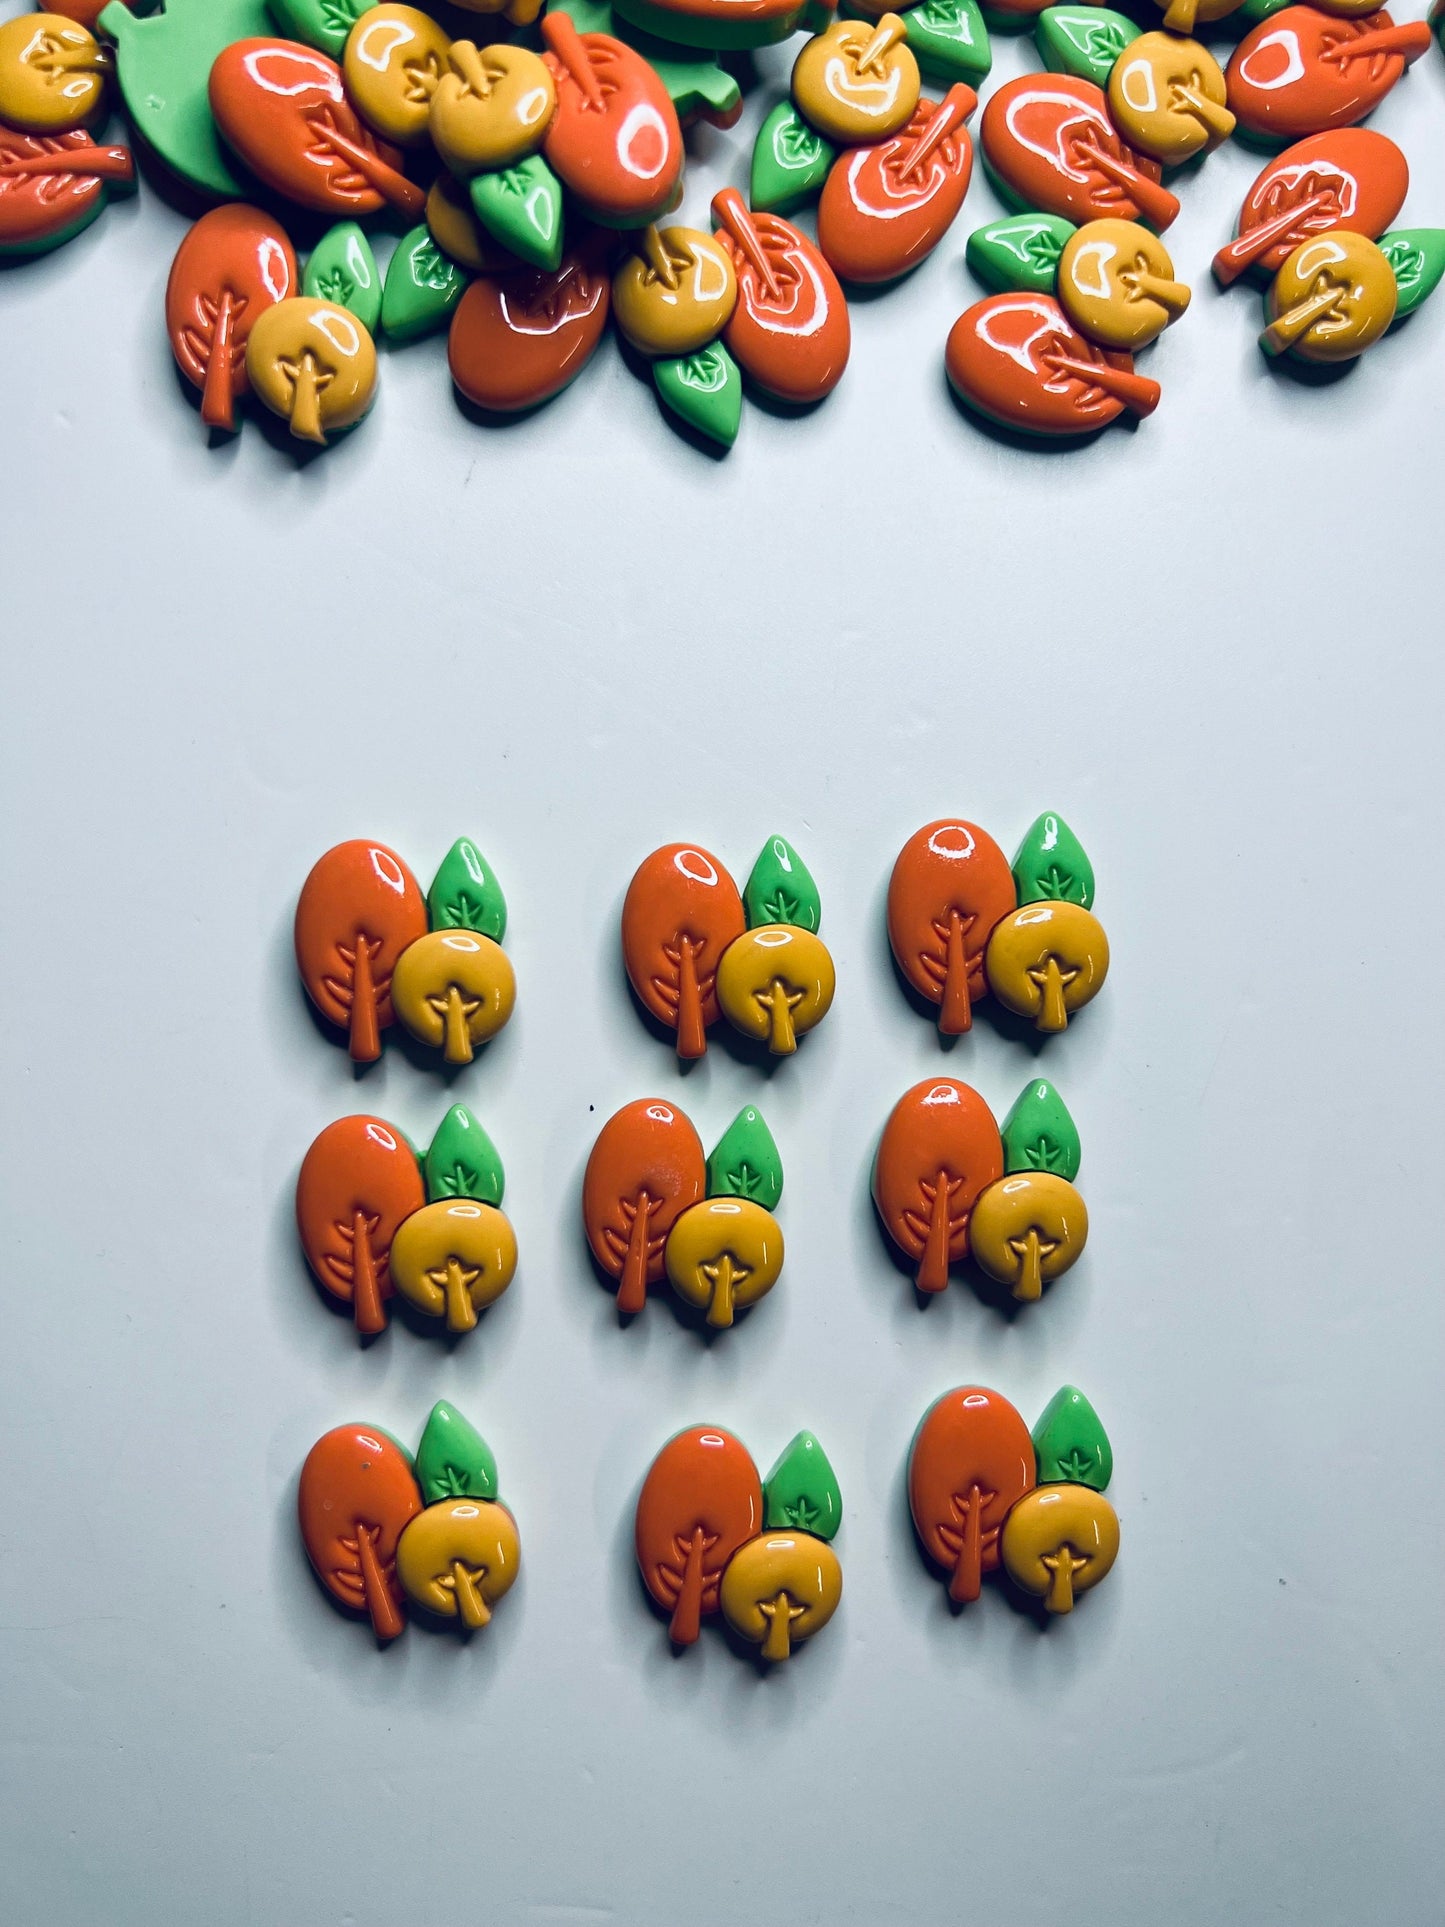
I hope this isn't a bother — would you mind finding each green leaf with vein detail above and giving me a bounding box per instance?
[744,835,821,933]
[707,1106,783,1209]
[1012,811,1095,908]
[266,0,366,57]
[751,101,834,215]
[382,226,467,344]
[653,343,742,449]
[1378,229,1445,321]
[426,1104,505,1206]
[1034,6,1140,88]
[1001,1079,1081,1180]
[304,223,381,333]
[1032,1386,1112,1491]
[891,0,992,86]
[471,156,564,272]
[429,837,507,941]
[415,1401,498,1504]
[763,1432,842,1540]
[967,214,1075,294]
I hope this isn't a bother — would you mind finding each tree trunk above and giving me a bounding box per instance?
[938,911,972,1034]
[916,1171,954,1294]
[201,290,235,431]
[618,1195,653,1315]
[668,1528,706,1645]
[348,933,381,1061]
[676,939,706,1059]
[948,1483,985,1603]
[351,1211,386,1334]
[453,1561,491,1629]
[356,1525,404,1641]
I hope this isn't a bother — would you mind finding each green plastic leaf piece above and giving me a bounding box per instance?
[898,0,992,85]
[652,343,743,449]
[381,226,467,345]
[425,1104,505,1206]
[304,223,381,332]
[1032,1386,1112,1491]
[415,1401,498,1504]
[1012,811,1095,908]
[744,835,822,933]
[471,156,564,272]
[548,0,741,123]
[266,0,366,57]
[1034,6,1140,87]
[764,1432,842,1539]
[750,101,835,215]
[1236,0,1292,23]
[1000,1080,1081,1181]
[707,1106,784,1210]
[98,0,272,198]
[428,837,507,941]
[966,213,1075,294]
[1378,229,1445,321]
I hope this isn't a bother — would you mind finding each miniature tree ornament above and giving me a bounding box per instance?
[873,1077,1003,1293]
[984,813,1109,1032]
[295,840,427,1061]
[908,1387,1034,1603]
[298,1423,422,1640]
[621,844,746,1059]
[166,206,298,431]
[583,1099,706,1315]
[887,820,1015,1034]
[969,1079,1088,1302]
[296,1113,426,1336]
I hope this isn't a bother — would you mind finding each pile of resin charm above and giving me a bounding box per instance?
[0,0,1440,444]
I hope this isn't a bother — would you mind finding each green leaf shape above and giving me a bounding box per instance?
[381,226,467,345]
[763,1431,842,1540]
[471,157,564,273]
[1034,6,1140,88]
[547,0,741,122]
[652,343,742,449]
[415,1401,498,1505]
[966,214,1075,295]
[1236,0,1293,22]
[99,0,272,198]
[750,101,835,215]
[707,1106,783,1210]
[744,835,822,933]
[1378,229,1445,322]
[425,1104,505,1206]
[429,837,507,942]
[1012,811,1095,908]
[266,0,366,57]
[1032,1386,1112,1492]
[303,223,381,333]
[888,0,992,85]
[1000,1079,1081,1181]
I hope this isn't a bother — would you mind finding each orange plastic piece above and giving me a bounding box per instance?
[298,1423,422,1640]
[621,843,746,1058]
[634,1425,762,1644]
[873,1078,1003,1292]
[583,1098,706,1314]
[295,1114,425,1335]
[908,1386,1035,1603]
[886,820,1016,1033]
[294,839,427,1061]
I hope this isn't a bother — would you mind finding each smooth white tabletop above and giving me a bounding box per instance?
[2,3,1443,1922]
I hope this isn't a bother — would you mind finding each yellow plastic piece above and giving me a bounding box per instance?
[716,926,835,1055]
[396,1498,520,1628]
[244,298,377,445]
[664,1196,783,1328]
[389,1198,518,1332]
[450,0,546,24]
[390,929,516,1063]
[429,41,555,177]
[1262,233,1397,365]
[984,901,1108,1033]
[1155,0,1243,33]
[969,1173,1088,1302]
[1107,33,1234,166]
[344,5,452,147]
[1057,220,1190,352]
[792,15,920,145]
[720,1532,842,1661]
[1001,1484,1119,1614]
[0,14,109,134]
[613,226,738,358]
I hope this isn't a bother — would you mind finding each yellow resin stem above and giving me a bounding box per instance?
[1262,282,1341,355]
[761,1591,795,1662]
[706,1255,739,1329]
[1037,958,1069,1033]
[453,1562,491,1629]
[1013,1229,1043,1302]
[762,979,801,1054]
[1044,1548,1085,1614]
[443,1259,479,1333]
[287,352,327,444]
[1174,84,1235,140]
[1162,0,1198,30]
[442,984,475,1064]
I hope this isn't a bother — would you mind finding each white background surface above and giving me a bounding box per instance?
[2,1,1443,1920]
